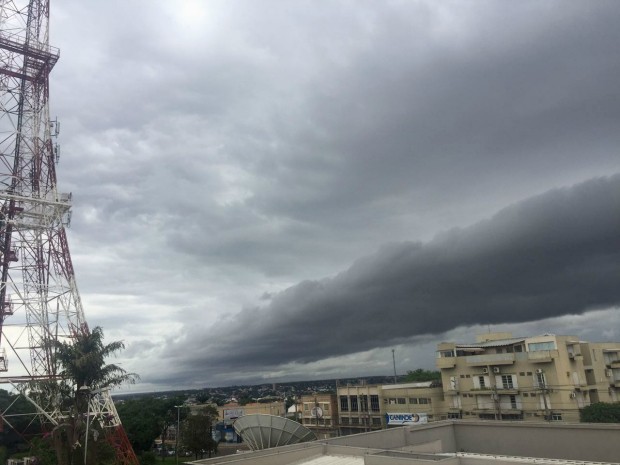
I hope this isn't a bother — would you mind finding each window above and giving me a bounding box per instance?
[448,412,462,419]
[501,375,514,389]
[340,396,349,412]
[325,419,331,426]
[360,395,368,412]
[409,398,418,404]
[535,372,546,388]
[341,417,349,425]
[509,395,517,409]
[304,403,310,411]
[439,350,454,358]
[528,341,556,352]
[397,398,406,404]
[478,376,486,388]
[323,404,329,412]
[551,413,562,421]
[388,398,397,405]
[350,396,358,412]
[351,417,359,425]
[519,372,525,376]
[419,398,429,404]
[372,417,382,425]
[370,395,380,412]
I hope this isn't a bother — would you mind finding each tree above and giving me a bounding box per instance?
[403,369,441,383]
[116,396,186,453]
[53,326,138,391]
[580,402,620,423]
[181,406,218,459]
[49,326,139,465]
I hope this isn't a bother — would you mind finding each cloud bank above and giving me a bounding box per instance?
[166,175,619,378]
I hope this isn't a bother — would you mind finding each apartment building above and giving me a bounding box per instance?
[436,332,620,422]
[299,393,339,439]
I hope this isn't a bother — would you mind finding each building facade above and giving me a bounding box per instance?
[299,393,339,439]
[436,332,620,422]
[336,381,445,434]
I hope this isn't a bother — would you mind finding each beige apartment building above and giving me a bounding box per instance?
[436,332,620,422]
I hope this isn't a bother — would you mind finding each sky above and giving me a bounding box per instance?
[46,0,620,391]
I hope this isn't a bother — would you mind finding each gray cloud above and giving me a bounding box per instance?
[34,0,620,389]
[169,175,620,374]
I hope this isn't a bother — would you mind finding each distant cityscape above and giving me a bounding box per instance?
[114,374,403,404]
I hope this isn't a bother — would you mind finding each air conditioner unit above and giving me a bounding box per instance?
[605,369,612,377]
[493,367,501,374]
[535,369,544,374]
[482,368,489,374]
[569,392,576,399]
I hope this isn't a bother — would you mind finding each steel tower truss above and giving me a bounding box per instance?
[0,2,137,464]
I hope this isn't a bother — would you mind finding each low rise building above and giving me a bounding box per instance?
[336,381,445,433]
[299,393,339,439]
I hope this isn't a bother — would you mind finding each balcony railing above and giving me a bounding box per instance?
[527,350,558,363]
[466,353,515,367]
[437,357,456,369]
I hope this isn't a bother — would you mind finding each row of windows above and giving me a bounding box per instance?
[339,395,380,412]
[460,372,535,378]
[303,403,330,412]
[340,417,382,426]
[385,397,431,405]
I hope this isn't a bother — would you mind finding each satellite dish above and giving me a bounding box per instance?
[311,406,323,419]
[233,414,316,450]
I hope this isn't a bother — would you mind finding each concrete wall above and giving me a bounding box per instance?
[365,454,458,465]
[452,420,620,463]
[187,442,323,465]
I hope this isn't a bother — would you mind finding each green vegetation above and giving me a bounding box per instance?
[580,402,620,423]
[403,369,441,383]
[116,396,187,453]
[181,406,219,459]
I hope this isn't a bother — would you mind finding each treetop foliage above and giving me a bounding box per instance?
[580,402,620,423]
[53,326,139,390]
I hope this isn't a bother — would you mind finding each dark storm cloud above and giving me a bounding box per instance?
[172,175,620,371]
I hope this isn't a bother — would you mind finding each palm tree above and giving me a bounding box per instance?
[53,326,139,392]
[50,327,139,465]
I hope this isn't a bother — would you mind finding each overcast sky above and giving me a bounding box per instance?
[48,0,620,391]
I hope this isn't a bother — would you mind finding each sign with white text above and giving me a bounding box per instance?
[385,413,428,426]
[224,408,245,420]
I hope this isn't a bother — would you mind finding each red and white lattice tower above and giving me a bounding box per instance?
[0,2,137,464]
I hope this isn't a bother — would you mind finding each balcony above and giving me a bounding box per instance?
[466,353,515,367]
[527,350,558,363]
[437,357,456,369]
[496,387,519,395]
[607,360,620,369]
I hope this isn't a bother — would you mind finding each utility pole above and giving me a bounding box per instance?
[392,349,397,383]
[175,405,182,465]
[539,370,550,421]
